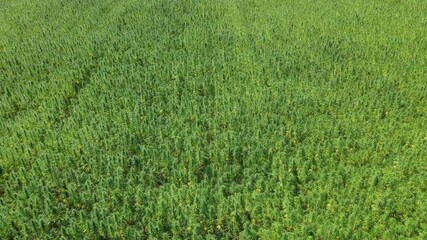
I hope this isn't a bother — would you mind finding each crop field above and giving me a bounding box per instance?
[1,0,426,239]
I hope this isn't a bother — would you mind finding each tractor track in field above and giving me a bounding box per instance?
[53,51,101,127]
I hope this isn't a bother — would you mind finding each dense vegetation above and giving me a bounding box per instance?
[1,0,426,239]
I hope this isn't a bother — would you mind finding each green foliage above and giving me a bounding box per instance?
[1,0,426,239]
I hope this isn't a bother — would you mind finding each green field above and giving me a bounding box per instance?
[1,0,426,239]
